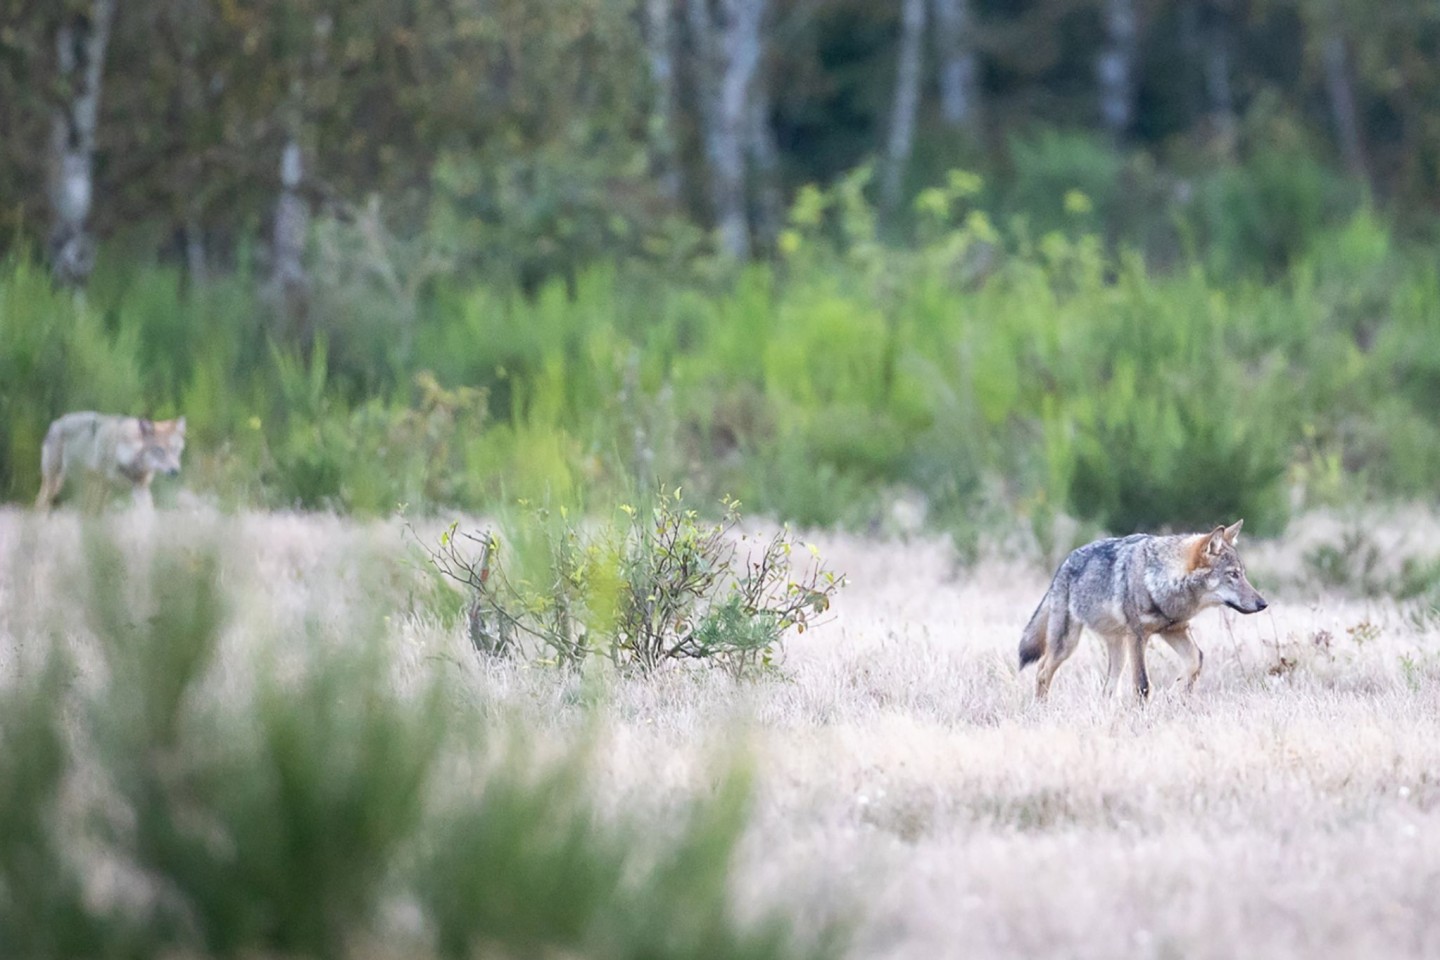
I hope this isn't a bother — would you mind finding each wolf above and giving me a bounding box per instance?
[35,412,187,510]
[1018,520,1267,700]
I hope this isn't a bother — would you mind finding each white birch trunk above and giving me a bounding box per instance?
[686,0,766,259]
[931,0,980,129]
[1321,28,1369,184]
[714,0,766,259]
[272,140,307,288]
[270,138,310,340]
[644,0,682,202]
[882,0,928,211]
[684,0,726,239]
[1182,2,1236,148]
[748,71,783,251]
[1200,15,1234,138]
[48,0,117,287]
[1095,0,1137,139]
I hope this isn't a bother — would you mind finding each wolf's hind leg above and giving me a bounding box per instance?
[1101,633,1126,698]
[1157,627,1203,693]
[1035,616,1083,700]
[35,441,63,510]
[1127,630,1151,699]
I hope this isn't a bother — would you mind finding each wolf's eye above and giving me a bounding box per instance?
[1228,570,1240,580]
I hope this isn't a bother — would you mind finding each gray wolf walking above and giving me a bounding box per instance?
[1018,520,1267,700]
[35,412,187,510]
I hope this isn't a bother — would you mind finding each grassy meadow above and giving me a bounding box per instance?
[4,503,1439,958]
[5,141,1440,960]
[8,3,1440,954]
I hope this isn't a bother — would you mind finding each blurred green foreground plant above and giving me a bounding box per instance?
[0,523,847,959]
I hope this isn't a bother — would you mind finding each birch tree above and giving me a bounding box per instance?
[882,0,928,212]
[748,73,783,252]
[644,0,682,202]
[271,138,309,320]
[1181,1,1236,147]
[686,0,768,259]
[1096,0,1138,139]
[48,0,117,286]
[1317,12,1369,185]
[931,0,980,129]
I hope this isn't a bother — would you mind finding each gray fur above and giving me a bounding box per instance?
[1020,521,1266,700]
[35,411,186,510]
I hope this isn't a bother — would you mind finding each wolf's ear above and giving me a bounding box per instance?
[1222,519,1243,545]
[1204,525,1228,557]
[174,415,187,435]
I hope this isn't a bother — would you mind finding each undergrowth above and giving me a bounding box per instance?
[4,153,1439,539]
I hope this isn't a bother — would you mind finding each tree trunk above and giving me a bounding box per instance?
[644,0,682,203]
[683,0,728,251]
[882,0,928,212]
[747,63,783,252]
[714,0,766,259]
[270,138,310,343]
[1182,1,1236,151]
[931,0,980,129]
[1200,12,1235,140]
[1095,0,1137,140]
[183,219,207,286]
[686,0,766,259]
[1321,27,1370,186]
[48,0,117,287]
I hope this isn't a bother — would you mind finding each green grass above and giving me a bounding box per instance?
[4,157,1439,535]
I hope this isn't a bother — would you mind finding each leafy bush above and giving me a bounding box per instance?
[422,491,845,674]
[266,358,490,513]
[1191,141,1359,276]
[1002,130,1127,239]
[1054,368,1290,535]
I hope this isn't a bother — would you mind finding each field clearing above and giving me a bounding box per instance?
[3,505,1440,959]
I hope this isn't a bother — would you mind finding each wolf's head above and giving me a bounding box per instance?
[135,416,187,476]
[1192,519,1267,614]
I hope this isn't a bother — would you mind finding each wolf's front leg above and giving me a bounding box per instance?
[1157,626,1203,692]
[131,482,156,510]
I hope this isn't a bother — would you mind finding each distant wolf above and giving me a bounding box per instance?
[35,412,187,510]
[1018,520,1267,700]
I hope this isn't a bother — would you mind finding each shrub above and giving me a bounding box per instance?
[1191,141,1358,276]
[1002,130,1127,239]
[421,491,845,674]
[266,360,490,513]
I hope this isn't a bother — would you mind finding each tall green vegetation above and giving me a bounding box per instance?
[6,150,1438,540]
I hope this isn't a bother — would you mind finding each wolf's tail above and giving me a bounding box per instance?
[1018,596,1049,670]
[1019,572,1072,670]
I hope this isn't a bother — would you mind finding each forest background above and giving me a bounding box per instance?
[3,0,1439,544]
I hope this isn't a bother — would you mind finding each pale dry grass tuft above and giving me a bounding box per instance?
[3,505,1439,958]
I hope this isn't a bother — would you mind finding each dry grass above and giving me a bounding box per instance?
[3,504,1440,959]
